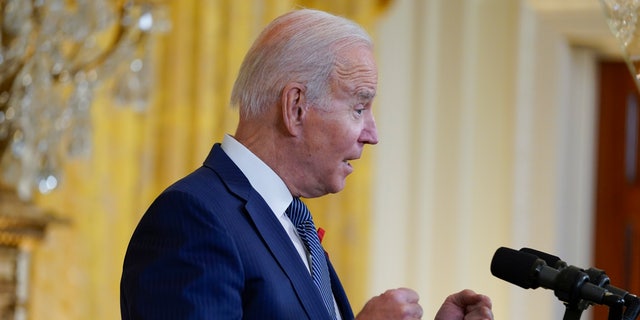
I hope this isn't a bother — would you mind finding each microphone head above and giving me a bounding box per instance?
[491,246,543,289]
[520,247,567,269]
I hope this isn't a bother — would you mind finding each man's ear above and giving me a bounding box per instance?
[282,82,307,136]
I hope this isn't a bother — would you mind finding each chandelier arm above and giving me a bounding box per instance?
[63,4,142,78]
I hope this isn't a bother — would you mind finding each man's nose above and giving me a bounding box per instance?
[361,116,378,145]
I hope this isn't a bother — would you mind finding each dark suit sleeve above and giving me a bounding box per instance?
[121,189,244,319]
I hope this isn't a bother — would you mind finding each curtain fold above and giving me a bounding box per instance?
[31,1,391,319]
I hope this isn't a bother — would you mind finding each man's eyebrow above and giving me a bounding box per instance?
[356,90,376,100]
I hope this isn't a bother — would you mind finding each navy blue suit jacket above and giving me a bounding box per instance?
[121,144,354,319]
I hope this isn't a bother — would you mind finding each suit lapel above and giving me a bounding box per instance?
[245,196,332,319]
[328,259,354,319]
[204,144,332,319]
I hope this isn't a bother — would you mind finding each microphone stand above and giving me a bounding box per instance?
[562,303,585,320]
[554,266,597,320]
[623,295,640,320]
[492,247,640,320]
[554,266,627,320]
[561,292,624,320]
[583,267,640,320]
[604,294,625,320]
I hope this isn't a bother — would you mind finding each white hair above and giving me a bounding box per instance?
[230,9,373,119]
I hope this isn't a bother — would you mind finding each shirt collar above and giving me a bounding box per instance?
[221,134,292,217]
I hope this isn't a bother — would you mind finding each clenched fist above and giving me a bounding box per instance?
[434,289,493,320]
[356,288,423,320]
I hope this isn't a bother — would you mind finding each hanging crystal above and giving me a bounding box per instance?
[600,0,640,92]
[0,0,169,201]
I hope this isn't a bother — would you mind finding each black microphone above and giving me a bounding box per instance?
[520,247,567,269]
[491,247,610,306]
[519,247,635,304]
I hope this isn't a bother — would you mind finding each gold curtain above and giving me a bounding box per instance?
[31,1,391,319]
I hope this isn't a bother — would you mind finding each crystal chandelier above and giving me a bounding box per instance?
[0,0,169,201]
[600,0,640,92]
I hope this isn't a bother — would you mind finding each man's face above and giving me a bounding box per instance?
[299,45,378,197]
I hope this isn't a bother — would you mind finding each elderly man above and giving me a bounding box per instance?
[120,8,493,320]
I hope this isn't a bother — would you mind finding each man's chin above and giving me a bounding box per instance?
[328,179,348,194]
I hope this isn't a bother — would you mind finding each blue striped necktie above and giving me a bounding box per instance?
[286,197,336,319]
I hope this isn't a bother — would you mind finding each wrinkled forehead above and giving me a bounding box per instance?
[332,45,378,95]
